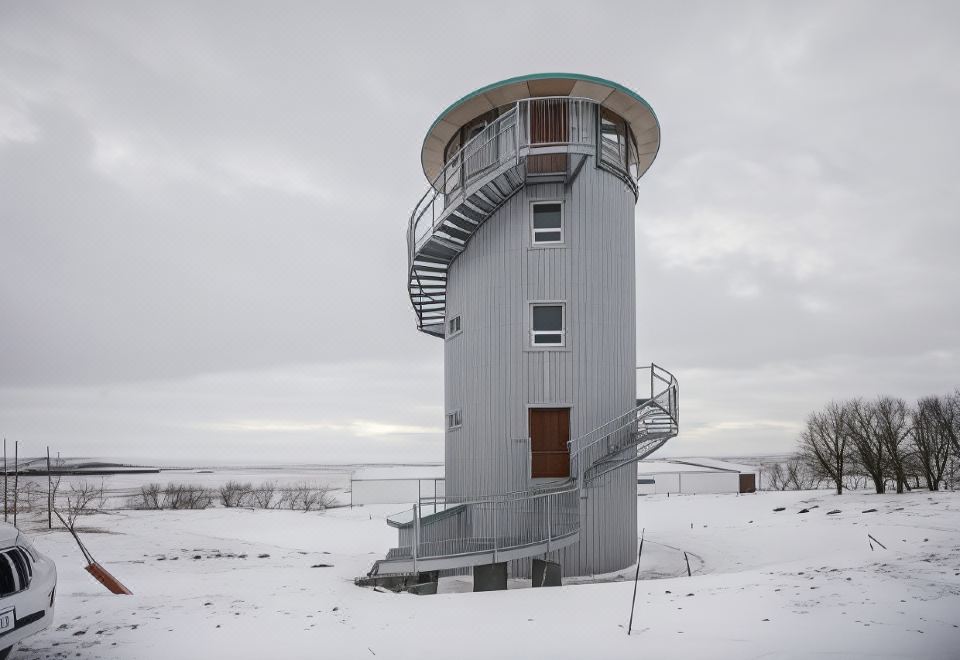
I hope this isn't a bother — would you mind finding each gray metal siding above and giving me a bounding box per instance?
[443,156,638,576]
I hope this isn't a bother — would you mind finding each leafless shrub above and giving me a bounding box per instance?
[762,462,788,491]
[219,481,253,508]
[59,479,106,530]
[785,455,820,490]
[250,481,278,509]
[9,479,45,514]
[279,483,335,512]
[129,482,164,509]
[163,483,213,510]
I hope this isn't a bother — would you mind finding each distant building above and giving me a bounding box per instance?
[637,458,760,495]
[369,74,680,588]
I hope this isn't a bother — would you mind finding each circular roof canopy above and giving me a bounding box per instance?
[421,73,661,182]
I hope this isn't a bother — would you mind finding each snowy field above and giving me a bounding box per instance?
[13,489,960,659]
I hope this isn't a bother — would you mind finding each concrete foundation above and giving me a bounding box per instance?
[532,559,562,587]
[473,562,507,592]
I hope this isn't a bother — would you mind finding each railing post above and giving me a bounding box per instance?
[493,500,499,563]
[546,494,552,548]
[412,503,419,574]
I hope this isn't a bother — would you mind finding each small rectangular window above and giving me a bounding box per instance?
[447,315,462,337]
[532,202,563,244]
[531,304,565,346]
[446,409,462,430]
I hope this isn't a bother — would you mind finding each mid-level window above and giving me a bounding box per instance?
[531,304,565,346]
[532,202,563,244]
[446,409,462,430]
[447,315,462,337]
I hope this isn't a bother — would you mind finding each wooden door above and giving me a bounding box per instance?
[529,408,570,478]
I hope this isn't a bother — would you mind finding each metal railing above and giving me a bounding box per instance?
[407,96,642,268]
[377,365,679,573]
[569,364,679,486]
[385,483,580,572]
[407,107,520,260]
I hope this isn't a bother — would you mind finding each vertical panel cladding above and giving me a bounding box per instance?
[444,156,638,576]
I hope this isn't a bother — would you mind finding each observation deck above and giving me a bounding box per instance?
[407,74,661,336]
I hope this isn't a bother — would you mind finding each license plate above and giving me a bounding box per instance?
[0,607,13,632]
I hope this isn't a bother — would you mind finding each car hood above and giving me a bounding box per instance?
[0,522,22,547]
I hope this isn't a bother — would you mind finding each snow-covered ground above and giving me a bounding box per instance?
[14,489,960,659]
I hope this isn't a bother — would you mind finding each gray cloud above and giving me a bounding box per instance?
[1,1,958,462]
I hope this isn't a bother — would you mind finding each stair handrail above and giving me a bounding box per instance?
[568,363,679,482]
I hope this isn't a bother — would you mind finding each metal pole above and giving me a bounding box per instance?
[2,438,6,522]
[12,441,18,527]
[47,446,52,529]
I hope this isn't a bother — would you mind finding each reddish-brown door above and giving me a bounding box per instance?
[529,408,570,478]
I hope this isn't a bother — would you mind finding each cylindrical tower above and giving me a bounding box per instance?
[404,74,669,579]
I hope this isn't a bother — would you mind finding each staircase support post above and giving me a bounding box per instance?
[412,503,419,574]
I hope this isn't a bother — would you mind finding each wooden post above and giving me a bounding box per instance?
[47,446,53,529]
[627,528,645,635]
[12,441,18,527]
[684,551,692,577]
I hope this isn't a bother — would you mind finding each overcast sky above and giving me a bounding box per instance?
[1,1,958,465]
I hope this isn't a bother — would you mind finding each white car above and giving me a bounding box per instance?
[0,524,57,659]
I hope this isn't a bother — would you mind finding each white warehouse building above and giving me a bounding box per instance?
[637,458,760,495]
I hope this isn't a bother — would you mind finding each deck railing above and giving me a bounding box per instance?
[385,483,580,573]
[379,364,679,573]
[407,96,641,269]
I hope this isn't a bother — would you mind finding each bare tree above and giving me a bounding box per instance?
[798,401,849,494]
[929,390,960,455]
[913,396,953,490]
[874,397,912,493]
[846,398,886,493]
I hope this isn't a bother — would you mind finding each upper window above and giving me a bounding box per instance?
[446,410,463,430]
[447,315,462,338]
[531,304,565,346]
[532,202,563,245]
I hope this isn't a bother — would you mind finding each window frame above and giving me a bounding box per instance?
[530,201,564,246]
[446,409,463,430]
[529,302,566,348]
[446,315,462,339]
